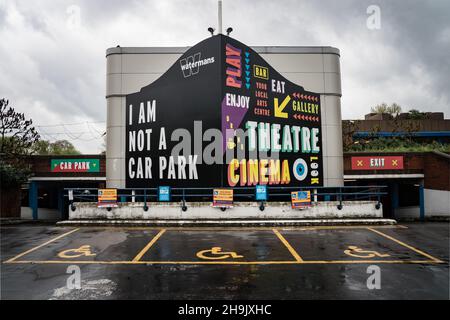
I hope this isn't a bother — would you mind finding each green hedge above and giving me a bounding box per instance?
[345,137,450,153]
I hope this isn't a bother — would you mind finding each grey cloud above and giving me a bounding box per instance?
[0,0,448,153]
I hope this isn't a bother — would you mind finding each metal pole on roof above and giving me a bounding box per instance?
[218,0,223,34]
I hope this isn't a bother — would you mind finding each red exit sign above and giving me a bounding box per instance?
[351,156,404,170]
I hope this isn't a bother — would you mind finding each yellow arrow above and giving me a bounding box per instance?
[274,95,291,119]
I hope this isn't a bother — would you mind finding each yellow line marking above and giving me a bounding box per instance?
[4,228,80,263]
[4,225,443,266]
[72,225,401,231]
[272,229,303,262]
[132,229,166,262]
[281,225,399,231]
[3,260,297,265]
[4,260,442,265]
[367,227,444,263]
[298,260,442,264]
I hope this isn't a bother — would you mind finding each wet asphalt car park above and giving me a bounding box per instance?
[0,223,448,299]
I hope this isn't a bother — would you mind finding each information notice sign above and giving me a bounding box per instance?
[158,186,171,202]
[255,185,268,201]
[213,189,234,208]
[98,189,118,208]
[291,191,311,209]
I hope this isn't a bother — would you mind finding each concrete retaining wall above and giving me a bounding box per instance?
[425,189,450,217]
[69,201,382,220]
[394,188,450,220]
[20,207,60,220]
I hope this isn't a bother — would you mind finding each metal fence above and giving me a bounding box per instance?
[65,185,387,212]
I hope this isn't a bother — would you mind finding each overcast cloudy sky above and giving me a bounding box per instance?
[1,0,449,153]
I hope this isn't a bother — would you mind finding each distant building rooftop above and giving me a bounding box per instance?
[364,112,445,121]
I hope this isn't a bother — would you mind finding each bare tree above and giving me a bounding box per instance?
[371,103,402,117]
[0,99,40,186]
[1,99,40,157]
[388,103,402,117]
[371,103,389,114]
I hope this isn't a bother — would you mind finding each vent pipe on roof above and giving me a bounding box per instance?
[218,0,223,34]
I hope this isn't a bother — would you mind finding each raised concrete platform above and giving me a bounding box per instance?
[62,200,392,226]
[68,201,383,220]
[57,218,396,227]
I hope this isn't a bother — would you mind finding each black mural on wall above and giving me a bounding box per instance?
[126,35,323,188]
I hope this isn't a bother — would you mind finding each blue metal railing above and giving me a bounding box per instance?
[64,185,387,212]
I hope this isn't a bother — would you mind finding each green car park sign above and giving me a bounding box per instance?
[51,159,100,173]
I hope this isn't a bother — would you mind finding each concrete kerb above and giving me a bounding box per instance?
[57,218,397,227]
[68,201,384,220]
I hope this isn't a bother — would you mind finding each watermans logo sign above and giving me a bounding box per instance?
[180,53,215,78]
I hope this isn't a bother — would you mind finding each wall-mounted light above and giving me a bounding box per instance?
[226,27,233,36]
[208,27,215,36]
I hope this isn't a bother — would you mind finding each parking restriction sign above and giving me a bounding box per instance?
[158,186,171,202]
[291,191,311,209]
[213,189,233,208]
[255,185,268,201]
[98,189,118,208]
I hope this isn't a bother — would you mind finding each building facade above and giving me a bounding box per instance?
[105,42,343,189]
[18,155,106,220]
[343,151,450,220]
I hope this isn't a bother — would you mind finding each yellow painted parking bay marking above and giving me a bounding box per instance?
[3,226,445,266]
[4,228,80,263]
[132,229,166,262]
[4,259,442,265]
[273,229,303,262]
[367,227,443,263]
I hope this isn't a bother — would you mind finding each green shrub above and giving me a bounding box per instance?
[345,137,450,153]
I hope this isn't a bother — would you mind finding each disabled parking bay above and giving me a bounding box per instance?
[5,228,163,263]
[2,224,448,299]
[135,229,299,264]
[3,226,444,266]
[277,227,443,264]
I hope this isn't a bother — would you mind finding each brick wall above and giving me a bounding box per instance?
[0,187,21,218]
[344,152,424,175]
[424,152,450,191]
[26,155,106,178]
[344,152,450,191]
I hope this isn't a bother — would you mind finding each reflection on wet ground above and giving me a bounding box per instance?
[1,223,448,299]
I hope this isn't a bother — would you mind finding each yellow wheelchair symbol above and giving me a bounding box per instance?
[196,247,244,260]
[344,246,390,259]
[58,245,96,259]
